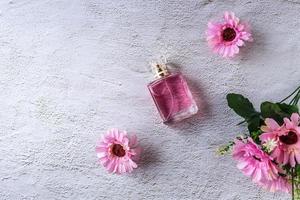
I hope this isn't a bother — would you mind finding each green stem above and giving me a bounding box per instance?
[280,86,300,103]
[293,89,300,105]
[293,167,295,200]
[296,168,298,200]
[290,88,300,105]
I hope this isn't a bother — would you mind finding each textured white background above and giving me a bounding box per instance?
[1,0,300,199]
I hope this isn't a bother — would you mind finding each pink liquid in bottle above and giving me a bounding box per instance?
[148,63,198,123]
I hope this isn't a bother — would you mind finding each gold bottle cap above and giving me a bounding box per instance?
[151,62,169,79]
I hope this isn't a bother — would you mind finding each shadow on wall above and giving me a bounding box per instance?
[138,142,161,171]
[239,26,264,61]
[128,142,162,182]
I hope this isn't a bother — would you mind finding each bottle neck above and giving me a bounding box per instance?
[152,63,169,79]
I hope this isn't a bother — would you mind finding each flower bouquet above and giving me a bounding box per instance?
[220,86,300,199]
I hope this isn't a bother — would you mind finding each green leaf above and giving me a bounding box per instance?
[277,103,299,115]
[260,102,298,124]
[227,93,259,119]
[227,93,262,133]
[247,116,262,133]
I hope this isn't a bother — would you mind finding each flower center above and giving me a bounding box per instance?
[279,131,298,145]
[111,144,126,157]
[222,27,236,42]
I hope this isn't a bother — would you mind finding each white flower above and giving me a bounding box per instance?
[262,138,278,153]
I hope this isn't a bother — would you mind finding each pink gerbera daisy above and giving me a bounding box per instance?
[260,113,300,167]
[232,138,290,193]
[96,128,142,174]
[206,11,253,58]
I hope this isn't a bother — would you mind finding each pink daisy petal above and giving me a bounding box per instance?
[241,32,251,40]
[233,45,239,54]
[236,160,248,170]
[284,118,293,129]
[222,46,229,57]
[252,168,262,183]
[290,152,296,167]
[107,159,116,173]
[237,24,244,31]
[283,152,289,165]
[291,113,300,125]
[260,125,269,133]
[243,164,255,177]
[265,118,280,131]
[259,132,276,141]
[295,151,300,163]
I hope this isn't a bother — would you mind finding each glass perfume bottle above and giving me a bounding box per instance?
[147,62,198,123]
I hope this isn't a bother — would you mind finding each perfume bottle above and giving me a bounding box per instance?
[147,62,198,123]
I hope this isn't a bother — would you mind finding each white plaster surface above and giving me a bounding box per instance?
[1,0,300,199]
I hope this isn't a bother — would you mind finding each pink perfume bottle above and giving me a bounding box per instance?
[147,62,198,123]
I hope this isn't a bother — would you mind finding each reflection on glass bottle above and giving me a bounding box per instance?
[147,62,198,123]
